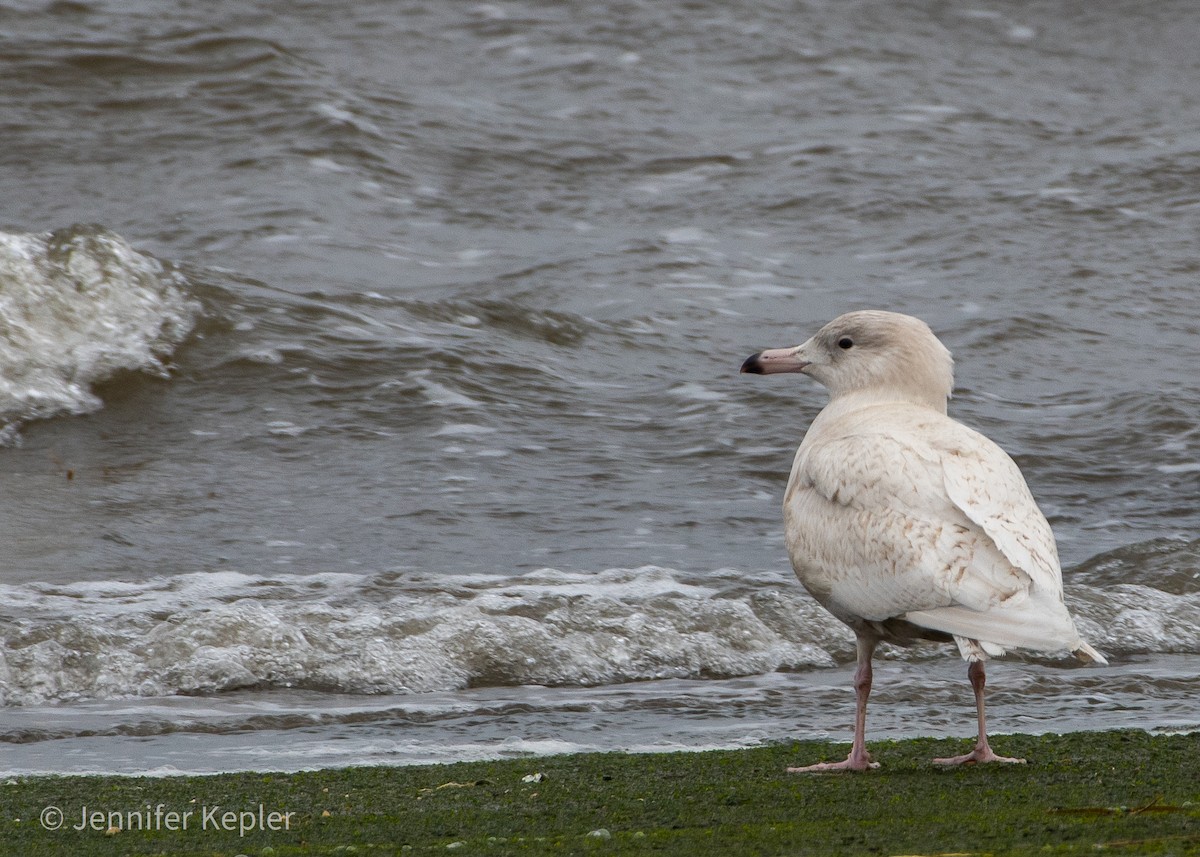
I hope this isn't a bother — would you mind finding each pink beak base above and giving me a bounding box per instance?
[740,347,809,374]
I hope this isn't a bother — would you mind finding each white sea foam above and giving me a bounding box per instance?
[0,564,1195,708]
[0,225,199,430]
[0,567,838,706]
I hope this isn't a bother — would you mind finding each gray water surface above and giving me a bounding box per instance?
[1,0,1198,774]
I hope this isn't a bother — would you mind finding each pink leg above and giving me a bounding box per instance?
[789,636,880,772]
[932,660,1025,765]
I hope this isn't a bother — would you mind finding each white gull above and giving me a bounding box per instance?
[741,310,1106,771]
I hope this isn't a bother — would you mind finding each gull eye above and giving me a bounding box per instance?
[837,337,854,350]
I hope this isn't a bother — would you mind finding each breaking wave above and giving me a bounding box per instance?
[1,552,1196,707]
[0,224,199,435]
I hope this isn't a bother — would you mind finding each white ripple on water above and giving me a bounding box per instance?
[1156,462,1200,474]
[659,227,710,245]
[312,102,384,137]
[432,422,498,436]
[666,382,726,402]
[413,372,484,409]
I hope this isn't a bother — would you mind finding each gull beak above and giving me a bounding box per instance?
[740,346,810,375]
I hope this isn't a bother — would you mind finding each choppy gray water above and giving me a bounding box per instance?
[1,0,1199,775]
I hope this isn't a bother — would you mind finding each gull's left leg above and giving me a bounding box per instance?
[932,660,1026,765]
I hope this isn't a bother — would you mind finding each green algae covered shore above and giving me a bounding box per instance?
[3,731,1197,856]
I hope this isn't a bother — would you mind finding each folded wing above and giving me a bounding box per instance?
[785,406,1095,660]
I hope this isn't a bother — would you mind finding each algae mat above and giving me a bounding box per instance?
[2,731,1197,856]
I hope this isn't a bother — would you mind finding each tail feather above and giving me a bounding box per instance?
[1072,641,1108,666]
[903,600,1104,665]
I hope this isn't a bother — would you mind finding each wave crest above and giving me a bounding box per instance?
[0,224,199,433]
[1,562,1195,707]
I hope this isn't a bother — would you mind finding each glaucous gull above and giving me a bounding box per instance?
[740,310,1106,772]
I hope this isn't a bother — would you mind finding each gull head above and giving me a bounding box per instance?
[740,310,954,410]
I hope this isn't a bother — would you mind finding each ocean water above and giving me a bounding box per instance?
[1,0,1199,775]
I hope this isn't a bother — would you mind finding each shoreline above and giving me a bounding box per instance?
[3,730,1197,855]
[6,653,1196,779]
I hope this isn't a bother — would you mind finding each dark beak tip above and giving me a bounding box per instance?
[740,353,764,374]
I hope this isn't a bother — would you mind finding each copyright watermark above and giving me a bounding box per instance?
[39,803,294,836]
